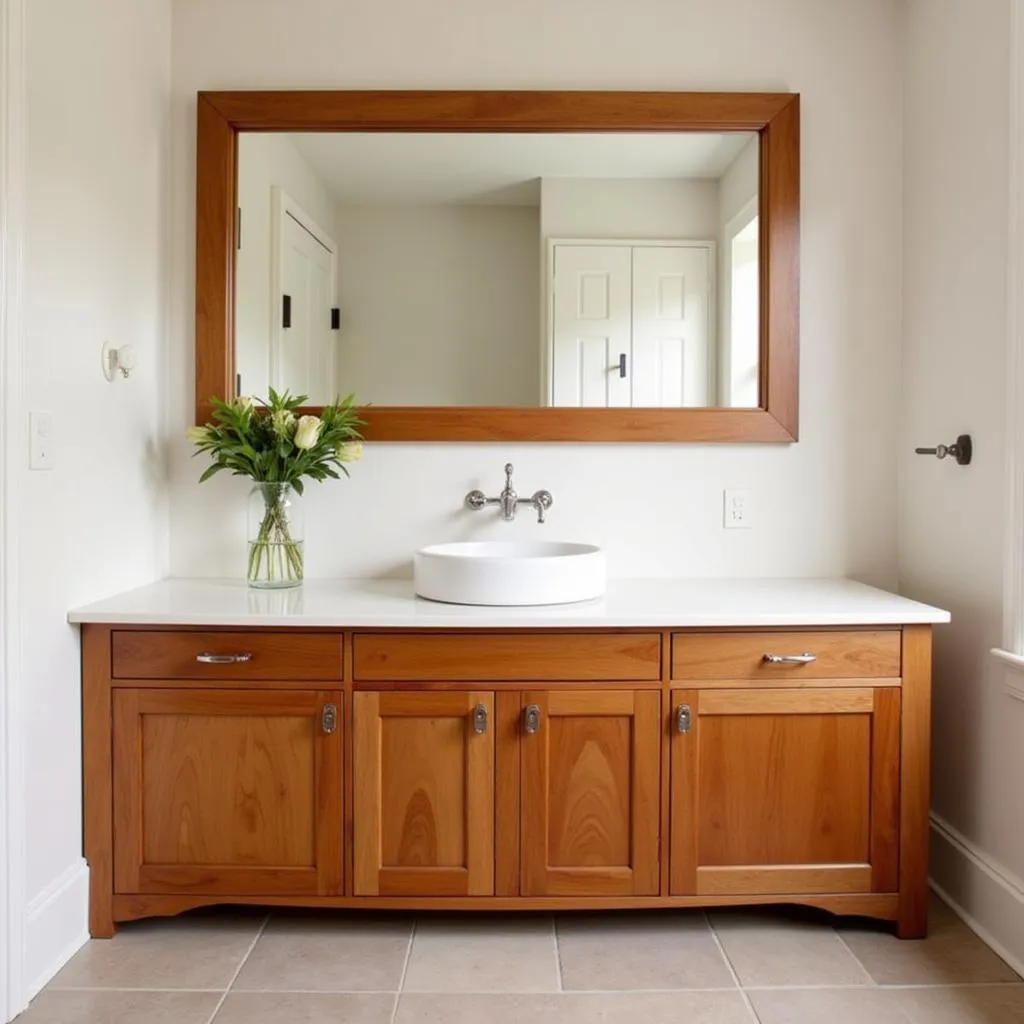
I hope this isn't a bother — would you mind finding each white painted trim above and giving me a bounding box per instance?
[1003,0,1024,654]
[24,860,89,1000]
[930,813,1024,977]
[719,197,759,406]
[0,0,27,1019]
[268,187,339,398]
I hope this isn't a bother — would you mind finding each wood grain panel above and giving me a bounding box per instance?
[194,90,799,443]
[353,691,494,896]
[898,625,932,937]
[353,633,660,682]
[871,687,901,893]
[83,625,116,936]
[495,692,521,896]
[521,690,660,896]
[699,688,874,715]
[112,631,343,680]
[669,690,699,895]
[671,631,901,680]
[113,689,343,896]
[114,890,900,922]
[697,712,872,867]
[697,864,872,896]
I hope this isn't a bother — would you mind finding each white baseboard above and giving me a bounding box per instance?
[930,813,1024,977]
[24,859,89,1000]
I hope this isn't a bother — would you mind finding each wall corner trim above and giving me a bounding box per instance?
[25,860,90,1001]
[930,812,1024,978]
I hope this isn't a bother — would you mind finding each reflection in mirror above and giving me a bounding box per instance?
[235,131,760,409]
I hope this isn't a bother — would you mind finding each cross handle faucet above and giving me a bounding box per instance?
[465,463,554,524]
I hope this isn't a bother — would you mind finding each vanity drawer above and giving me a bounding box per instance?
[112,631,344,681]
[671,630,901,681]
[353,632,661,682]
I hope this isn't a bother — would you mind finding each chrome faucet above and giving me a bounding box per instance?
[465,463,554,524]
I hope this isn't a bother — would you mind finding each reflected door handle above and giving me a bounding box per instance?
[618,353,627,378]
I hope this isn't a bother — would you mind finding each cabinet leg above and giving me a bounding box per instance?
[896,894,928,940]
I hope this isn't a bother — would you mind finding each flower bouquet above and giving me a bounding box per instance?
[187,389,363,588]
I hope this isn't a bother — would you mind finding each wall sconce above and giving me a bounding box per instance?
[101,342,138,381]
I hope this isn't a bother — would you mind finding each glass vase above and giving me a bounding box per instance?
[246,482,304,589]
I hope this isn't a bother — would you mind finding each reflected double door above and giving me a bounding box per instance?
[550,243,712,408]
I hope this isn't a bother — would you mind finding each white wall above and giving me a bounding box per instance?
[236,133,339,400]
[540,177,720,239]
[900,0,1024,971]
[335,204,540,405]
[169,0,902,587]
[16,0,170,1002]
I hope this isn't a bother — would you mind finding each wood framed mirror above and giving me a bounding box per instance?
[195,90,799,441]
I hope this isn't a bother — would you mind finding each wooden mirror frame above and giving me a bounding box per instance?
[195,90,799,442]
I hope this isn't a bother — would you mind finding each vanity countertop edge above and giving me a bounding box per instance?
[67,577,951,628]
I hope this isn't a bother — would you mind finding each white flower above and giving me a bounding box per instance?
[337,441,363,462]
[271,409,296,437]
[233,395,255,413]
[185,425,210,444]
[294,415,322,450]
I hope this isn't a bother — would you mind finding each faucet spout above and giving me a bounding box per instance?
[464,464,554,524]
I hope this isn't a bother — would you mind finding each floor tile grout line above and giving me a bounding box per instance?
[833,928,880,987]
[704,910,762,1024]
[205,913,270,1024]
[390,918,416,1023]
[552,915,563,992]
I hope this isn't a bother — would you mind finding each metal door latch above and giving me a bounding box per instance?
[914,434,972,466]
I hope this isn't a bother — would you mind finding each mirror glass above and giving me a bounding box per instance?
[235,131,760,409]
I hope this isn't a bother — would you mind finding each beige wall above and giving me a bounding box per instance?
[900,0,1024,969]
[335,204,540,406]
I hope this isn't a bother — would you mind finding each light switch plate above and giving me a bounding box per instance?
[29,410,55,470]
[723,488,752,529]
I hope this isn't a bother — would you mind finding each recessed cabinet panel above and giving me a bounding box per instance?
[113,689,343,896]
[670,687,900,897]
[521,690,661,896]
[354,691,494,896]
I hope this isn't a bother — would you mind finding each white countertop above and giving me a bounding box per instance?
[67,577,950,628]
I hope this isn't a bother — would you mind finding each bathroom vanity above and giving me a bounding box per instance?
[70,578,948,940]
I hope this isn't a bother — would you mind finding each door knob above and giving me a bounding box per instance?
[524,704,541,734]
[914,434,972,466]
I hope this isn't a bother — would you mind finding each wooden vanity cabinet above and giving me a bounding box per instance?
[520,690,661,897]
[112,688,344,897]
[353,691,495,897]
[83,622,933,940]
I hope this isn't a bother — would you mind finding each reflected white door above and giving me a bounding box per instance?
[275,208,336,404]
[550,243,712,407]
[551,245,632,407]
[631,246,711,407]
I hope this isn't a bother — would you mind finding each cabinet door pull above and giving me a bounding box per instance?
[524,704,541,734]
[195,652,253,664]
[321,703,338,734]
[472,703,488,734]
[763,652,817,665]
[676,704,692,734]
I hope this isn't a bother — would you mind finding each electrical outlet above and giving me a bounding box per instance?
[723,488,752,529]
[29,410,55,470]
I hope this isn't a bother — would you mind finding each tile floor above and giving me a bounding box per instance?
[19,897,1024,1023]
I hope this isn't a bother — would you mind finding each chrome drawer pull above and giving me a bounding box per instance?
[195,652,253,664]
[763,652,817,665]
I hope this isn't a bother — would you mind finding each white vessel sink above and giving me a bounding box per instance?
[414,541,606,606]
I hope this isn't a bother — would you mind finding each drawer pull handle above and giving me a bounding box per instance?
[524,704,541,735]
[195,652,253,665]
[676,704,692,734]
[473,704,488,734]
[321,703,338,734]
[763,652,817,665]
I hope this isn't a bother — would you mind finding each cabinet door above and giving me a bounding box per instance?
[353,692,494,896]
[113,689,343,896]
[670,688,900,896]
[521,690,660,896]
